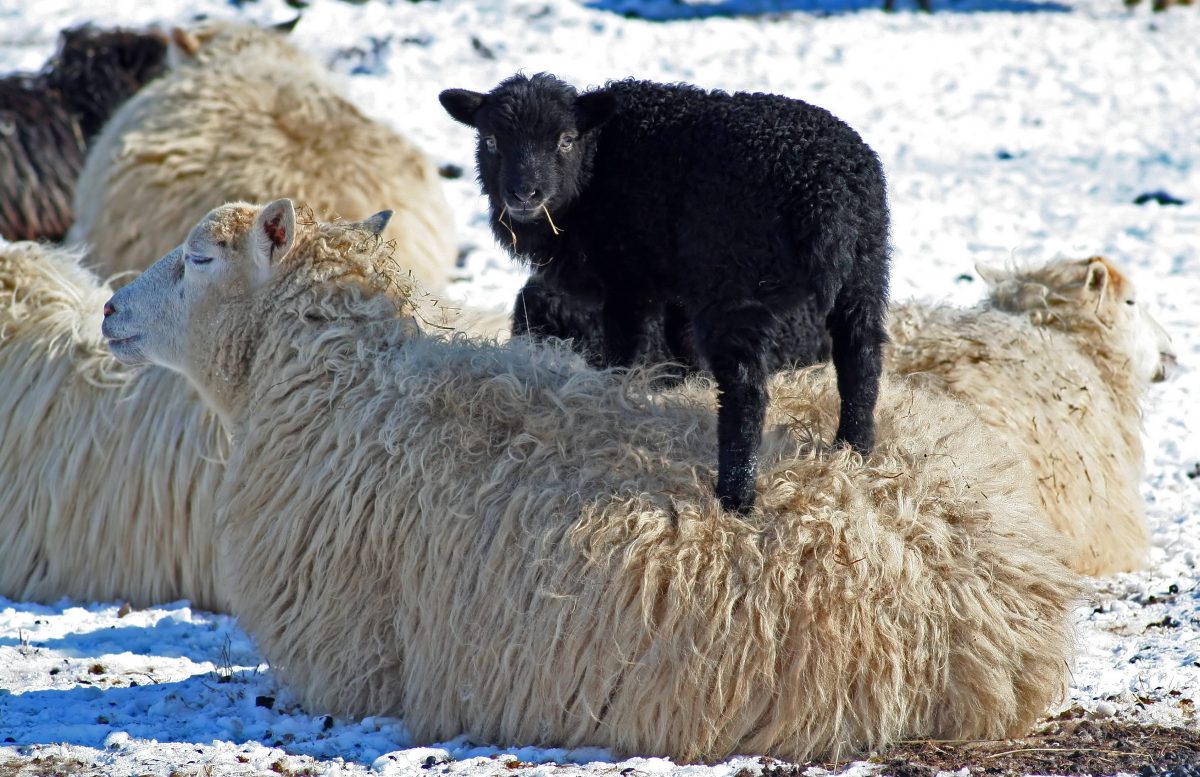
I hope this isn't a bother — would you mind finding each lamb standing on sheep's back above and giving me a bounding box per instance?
[887,256,1176,576]
[0,240,228,610]
[102,199,1080,763]
[67,20,456,292]
[440,74,891,514]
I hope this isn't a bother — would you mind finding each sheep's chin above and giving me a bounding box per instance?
[105,336,147,365]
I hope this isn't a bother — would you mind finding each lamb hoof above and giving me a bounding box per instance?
[717,483,756,515]
[835,424,875,455]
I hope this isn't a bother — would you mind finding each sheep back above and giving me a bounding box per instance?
[887,298,1148,576]
[0,86,83,241]
[217,318,1079,762]
[68,24,455,291]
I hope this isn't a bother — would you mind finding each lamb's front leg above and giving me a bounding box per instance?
[600,294,647,368]
[695,303,772,514]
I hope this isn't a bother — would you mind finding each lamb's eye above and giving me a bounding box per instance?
[1125,299,1136,306]
[186,253,213,266]
[484,136,498,153]
[558,133,576,152]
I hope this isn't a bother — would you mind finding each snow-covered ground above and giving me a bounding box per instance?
[0,0,1198,773]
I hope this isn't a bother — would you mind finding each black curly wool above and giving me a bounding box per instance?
[0,25,167,241]
[441,73,891,513]
[512,272,833,376]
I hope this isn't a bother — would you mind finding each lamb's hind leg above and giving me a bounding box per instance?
[827,294,887,453]
[694,303,773,514]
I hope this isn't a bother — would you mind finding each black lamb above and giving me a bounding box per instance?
[0,25,168,242]
[513,270,832,376]
[440,73,891,513]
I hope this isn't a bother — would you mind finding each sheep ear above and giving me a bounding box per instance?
[575,89,617,134]
[252,199,296,276]
[1084,257,1110,296]
[973,262,1003,286]
[272,15,301,33]
[170,27,201,57]
[439,89,485,127]
[349,210,393,237]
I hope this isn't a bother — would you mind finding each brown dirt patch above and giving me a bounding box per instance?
[753,708,1200,777]
[0,755,99,777]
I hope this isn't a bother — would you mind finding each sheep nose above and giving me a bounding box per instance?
[508,187,539,205]
[103,301,116,318]
[1155,351,1178,383]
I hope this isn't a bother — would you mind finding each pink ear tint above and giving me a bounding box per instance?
[264,216,287,248]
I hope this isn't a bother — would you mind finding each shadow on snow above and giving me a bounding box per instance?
[586,0,1073,19]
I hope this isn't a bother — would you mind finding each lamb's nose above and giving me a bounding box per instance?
[509,187,539,204]
[103,302,115,318]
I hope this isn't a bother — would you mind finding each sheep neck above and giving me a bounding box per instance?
[1047,306,1146,422]
[188,292,265,431]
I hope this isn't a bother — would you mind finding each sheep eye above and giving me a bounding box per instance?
[1125,299,1136,306]
[558,133,576,152]
[186,253,213,266]
[484,136,498,153]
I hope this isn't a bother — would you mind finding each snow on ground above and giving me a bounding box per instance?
[0,0,1198,773]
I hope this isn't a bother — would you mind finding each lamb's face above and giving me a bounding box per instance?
[439,74,616,224]
[102,200,294,374]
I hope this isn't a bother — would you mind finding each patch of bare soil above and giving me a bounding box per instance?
[753,708,1200,777]
[0,755,100,777]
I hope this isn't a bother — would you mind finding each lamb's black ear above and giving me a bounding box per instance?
[439,89,485,128]
[272,15,301,33]
[575,89,617,134]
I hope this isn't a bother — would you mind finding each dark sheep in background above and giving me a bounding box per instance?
[0,25,168,242]
[441,73,891,513]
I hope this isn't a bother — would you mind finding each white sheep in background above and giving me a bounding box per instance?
[102,199,1082,763]
[67,21,456,292]
[0,240,228,610]
[887,256,1175,577]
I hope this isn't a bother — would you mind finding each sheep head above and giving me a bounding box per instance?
[168,19,304,70]
[439,73,616,226]
[102,199,396,420]
[979,256,1176,384]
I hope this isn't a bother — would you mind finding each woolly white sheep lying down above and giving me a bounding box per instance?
[0,241,228,610]
[0,238,506,611]
[101,200,1082,763]
[887,256,1175,576]
[67,21,457,292]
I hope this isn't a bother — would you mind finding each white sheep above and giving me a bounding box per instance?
[102,199,1082,764]
[0,240,228,610]
[0,234,507,611]
[887,256,1175,576]
[67,21,456,292]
